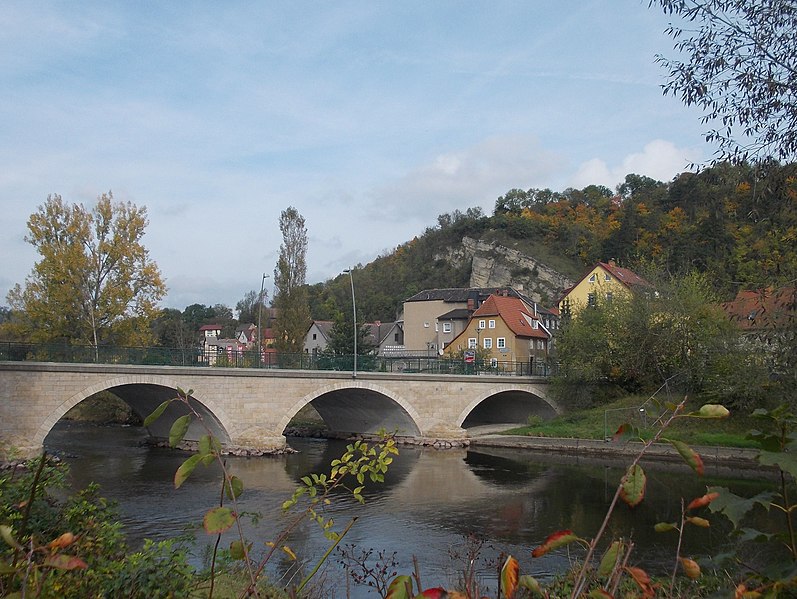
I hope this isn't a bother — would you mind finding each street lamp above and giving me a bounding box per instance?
[257,273,269,366]
[342,269,357,378]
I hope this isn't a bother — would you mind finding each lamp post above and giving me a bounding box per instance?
[343,269,357,378]
[257,273,269,366]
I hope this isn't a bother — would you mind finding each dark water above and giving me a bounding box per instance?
[45,422,769,597]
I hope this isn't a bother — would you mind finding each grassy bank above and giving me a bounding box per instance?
[503,395,761,448]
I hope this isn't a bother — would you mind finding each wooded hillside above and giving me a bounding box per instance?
[309,160,797,323]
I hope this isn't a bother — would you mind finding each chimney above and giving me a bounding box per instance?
[608,259,616,267]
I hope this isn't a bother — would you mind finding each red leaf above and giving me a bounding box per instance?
[687,492,720,511]
[531,529,579,557]
[625,566,655,598]
[417,588,448,598]
[680,557,701,579]
[669,439,704,476]
[500,555,519,599]
[44,554,88,571]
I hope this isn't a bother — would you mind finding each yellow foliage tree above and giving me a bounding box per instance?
[8,192,166,350]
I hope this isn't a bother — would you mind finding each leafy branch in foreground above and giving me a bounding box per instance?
[144,387,399,598]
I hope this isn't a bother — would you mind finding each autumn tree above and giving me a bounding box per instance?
[272,206,311,355]
[652,0,797,163]
[8,193,165,350]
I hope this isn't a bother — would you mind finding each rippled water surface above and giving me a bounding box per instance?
[45,422,769,597]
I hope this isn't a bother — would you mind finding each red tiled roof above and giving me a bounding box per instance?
[722,287,796,331]
[472,295,549,339]
[597,261,653,290]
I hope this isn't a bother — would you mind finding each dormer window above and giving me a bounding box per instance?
[588,274,597,283]
[604,272,611,282]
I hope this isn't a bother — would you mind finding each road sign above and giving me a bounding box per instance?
[464,350,475,364]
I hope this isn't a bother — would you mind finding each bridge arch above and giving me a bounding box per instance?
[36,376,234,450]
[280,381,422,437]
[456,384,560,429]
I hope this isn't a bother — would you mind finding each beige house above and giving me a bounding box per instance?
[443,293,552,369]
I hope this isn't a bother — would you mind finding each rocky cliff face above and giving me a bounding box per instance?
[438,237,574,306]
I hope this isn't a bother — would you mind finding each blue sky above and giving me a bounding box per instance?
[0,1,710,310]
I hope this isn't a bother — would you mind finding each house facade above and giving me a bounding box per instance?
[443,293,552,370]
[401,287,547,355]
[558,260,652,316]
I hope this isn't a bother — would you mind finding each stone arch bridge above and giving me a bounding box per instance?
[0,362,557,458]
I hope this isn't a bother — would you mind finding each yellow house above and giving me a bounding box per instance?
[443,293,551,368]
[558,260,652,316]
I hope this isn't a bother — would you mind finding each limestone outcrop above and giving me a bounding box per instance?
[437,237,574,305]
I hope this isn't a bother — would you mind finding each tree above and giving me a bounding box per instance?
[652,0,797,163]
[7,193,165,349]
[324,309,375,356]
[273,207,311,354]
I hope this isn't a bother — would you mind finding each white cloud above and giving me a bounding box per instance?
[366,135,565,221]
[569,140,704,190]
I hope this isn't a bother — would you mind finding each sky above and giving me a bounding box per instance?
[0,1,712,311]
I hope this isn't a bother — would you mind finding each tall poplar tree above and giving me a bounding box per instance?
[8,192,166,350]
[272,206,311,354]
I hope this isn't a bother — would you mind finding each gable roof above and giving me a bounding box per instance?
[307,320,334,340]
[472,294,549,339]
[597,261,652,290]
[722,287,796,331]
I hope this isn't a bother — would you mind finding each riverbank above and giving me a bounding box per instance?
[469,433,762,469]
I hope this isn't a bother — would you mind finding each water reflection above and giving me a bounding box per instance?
[45,422,771,597]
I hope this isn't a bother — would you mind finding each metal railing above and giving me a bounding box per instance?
[0,341,555,377]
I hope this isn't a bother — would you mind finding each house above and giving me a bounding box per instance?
[443,292,552,370]
[234,323,258,347]
[401,287,551,354]
[304,320,334,356]
[368,321,404,356]
[558,260,652,316]
[199,323,247,365]
[303,319,405,357]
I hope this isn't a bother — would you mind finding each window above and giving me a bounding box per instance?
[604,272,611,282]
[442,322,452,333]
[468,338,477,349]
[490,357,498,368]
[312,333,317,340]
[587,292,596,307]
[588,273,596,283]
[424,322,429,328]
[606,292,613,304]
[435,323,439,332]
[537,340,546,350]
[488,319,496,329]
[394,333,400,342]
[483,338,493,349]
[497,337,506,349]
[478,319,486,329]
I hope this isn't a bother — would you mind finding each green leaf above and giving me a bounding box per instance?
[598,540,622,576]
[143,400,171,427]
[707,486,776,528]
[518,575,544,595]
[758,450,797,479]
[174,454,202,489]
[229,540,249,560]
[225,475,244,500]
[0,561,16,574]
[620,464,646,508]
[0,525,21,550]
[655,522,677,533]
[198,434,213,456]
[385,575,414,599]
[168,414,192,447]
[669,439,704,475]
[203,507,236,534]
[696,404,730,419]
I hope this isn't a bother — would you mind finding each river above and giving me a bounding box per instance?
[44,422,767,597]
